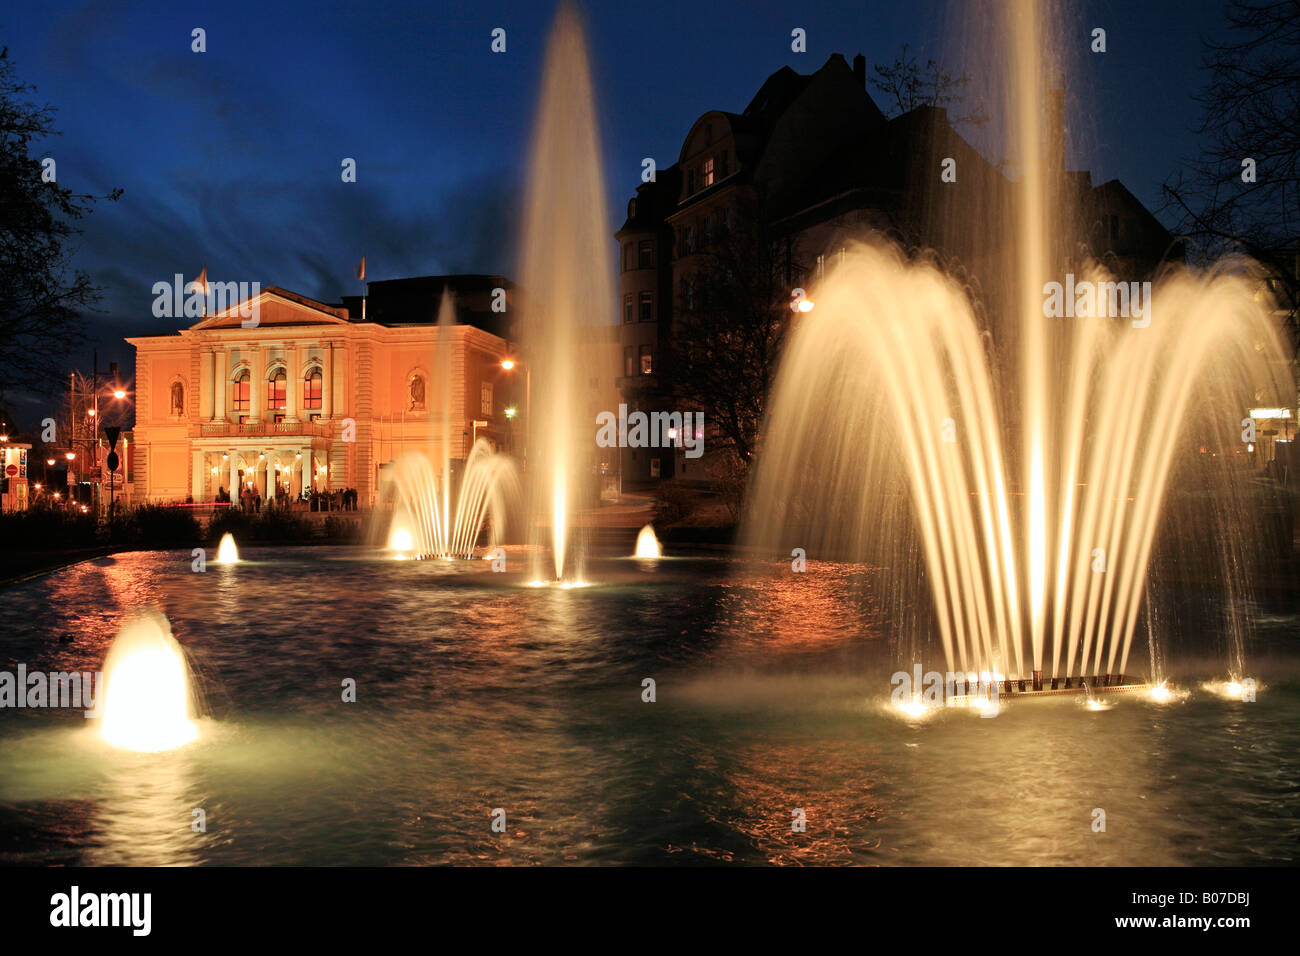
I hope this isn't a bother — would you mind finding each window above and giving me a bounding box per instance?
[481,381,493,416]
[267,370,286,410]
[623,293,634,324]
[622,242,632,271]
[682,278,695,312]
[232,371,250,411]
[687,168,696,195]
[684,225,694,254]
[303,369,323,409]
[627,198,637,219]
[718,150,729,178]
[702,215,713,248]
[640,345,653,375]
[639,291,653,322]
[703,157,714,188]
[638,240,653,269]
[624,346,635,378]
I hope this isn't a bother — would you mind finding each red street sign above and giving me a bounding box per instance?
[4,465,16,477]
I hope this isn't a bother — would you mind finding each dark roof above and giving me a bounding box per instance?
[338,275,515,336]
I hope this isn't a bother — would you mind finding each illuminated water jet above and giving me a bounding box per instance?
[99,611,199,753]
[519,1,613,583]
[389,526,414,554]
[214,533,239,564]
[634,524,662,559]
[744,0,1292,687]
[383,441,519,560]
[893,695,931,720]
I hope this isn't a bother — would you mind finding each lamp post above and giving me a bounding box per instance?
[64,450,76,508]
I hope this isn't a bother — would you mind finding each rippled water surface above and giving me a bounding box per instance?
[0,547,1296,865]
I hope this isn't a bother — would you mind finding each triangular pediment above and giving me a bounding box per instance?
[189,286,351,330]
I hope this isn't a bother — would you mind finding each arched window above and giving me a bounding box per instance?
[267,369,286,410]
[303,369,323,409]
[232,370,250,411]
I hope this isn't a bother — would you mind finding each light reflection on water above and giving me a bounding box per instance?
[0,547,1295,865]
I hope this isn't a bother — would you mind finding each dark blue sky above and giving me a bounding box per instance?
[6,0,1227,383]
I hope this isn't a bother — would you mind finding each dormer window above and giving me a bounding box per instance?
[703,157,714,188]
[628,198,637,219]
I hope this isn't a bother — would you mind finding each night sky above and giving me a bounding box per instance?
[5,0,1227,399]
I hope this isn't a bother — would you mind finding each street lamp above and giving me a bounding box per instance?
[499,356,530,462]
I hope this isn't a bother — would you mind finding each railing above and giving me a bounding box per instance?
[189,420,334,439]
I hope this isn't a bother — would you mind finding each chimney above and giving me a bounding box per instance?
[853,54,866,89]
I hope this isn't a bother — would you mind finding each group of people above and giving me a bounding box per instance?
[314,488,359,511]
[212,485,360,512]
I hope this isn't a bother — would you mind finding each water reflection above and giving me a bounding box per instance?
[0,548,1296,865]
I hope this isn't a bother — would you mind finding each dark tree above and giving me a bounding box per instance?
[0,47,120,399]
[1161,0,1300,355]
[665,200,789,470]
[870,43,989,130]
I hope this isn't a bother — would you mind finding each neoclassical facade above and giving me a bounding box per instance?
[128,281,513,507]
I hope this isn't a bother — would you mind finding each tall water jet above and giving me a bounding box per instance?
[100,610,199,753]
[519,1,614,582]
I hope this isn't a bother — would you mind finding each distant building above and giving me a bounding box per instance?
[127,276,518,507]
[0,440,32,511]
[616,53,1179,484]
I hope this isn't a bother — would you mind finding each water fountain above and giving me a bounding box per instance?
[379,291,522,560]
[214,533,239,564]
[385,441,520,559]
[99,610,199,753]
[518,0,614,583]
[634,524,662,559]
[744,0,1294,690]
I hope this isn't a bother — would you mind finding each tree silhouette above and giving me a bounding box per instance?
[0,47,121,400]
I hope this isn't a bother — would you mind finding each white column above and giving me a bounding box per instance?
[215,349,228,420]
[228,450,238,506]
[323,343,333,419]
[249,349,264,422]
[191,450,205,500]
[286,345,298,420]
[202,351,215,420]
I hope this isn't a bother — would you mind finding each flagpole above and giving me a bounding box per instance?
[358,255,367,321]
